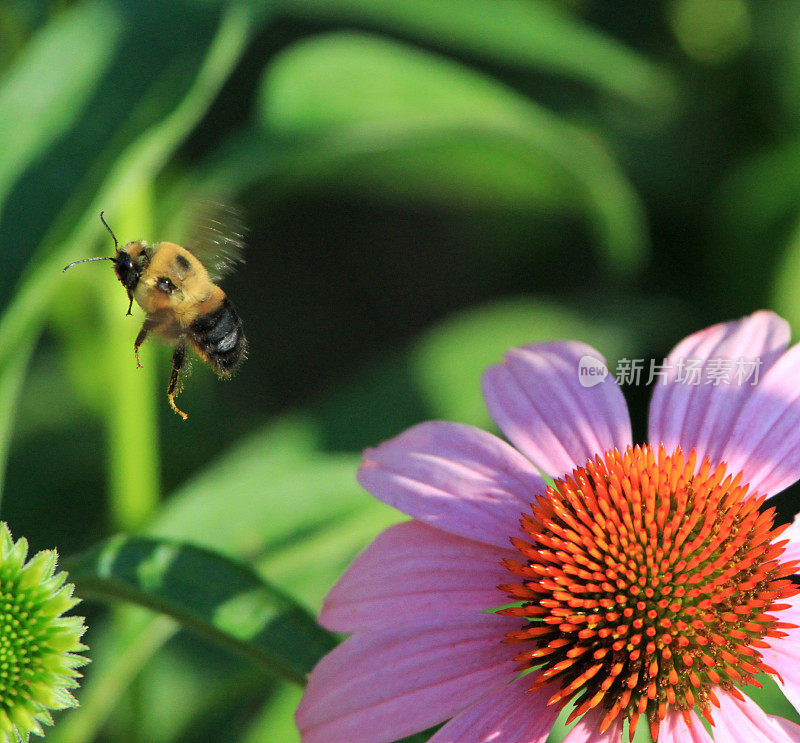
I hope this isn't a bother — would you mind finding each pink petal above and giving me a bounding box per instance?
[659,709,713,743]
[358,421,546,548]
[561,705,623,743]
[773,717,800,740]
[321,520,516,633]
[296,613,518,743]
[482,342,632,479]
[428,676,558,743]
[757,593,800,716]
[712,690,800,742]
[648,311,789,471]
[722,341,800,497]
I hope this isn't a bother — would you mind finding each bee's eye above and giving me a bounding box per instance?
[157,277,177,294]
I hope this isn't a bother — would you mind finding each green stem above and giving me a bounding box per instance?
[104,191,160,531]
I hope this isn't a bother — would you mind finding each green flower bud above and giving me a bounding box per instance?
[0,524,87,742]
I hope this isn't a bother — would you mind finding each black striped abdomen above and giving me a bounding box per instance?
[188,297,246,376]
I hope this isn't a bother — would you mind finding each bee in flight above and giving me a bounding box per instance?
[63,210,247,420]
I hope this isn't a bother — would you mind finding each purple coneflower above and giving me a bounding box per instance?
[298,311,800,743]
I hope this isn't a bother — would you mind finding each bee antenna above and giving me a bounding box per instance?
[62,256,116,272]
[99,211,119,250]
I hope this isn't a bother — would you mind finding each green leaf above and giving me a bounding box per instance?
[715,139,800,247]
[771,217,800,330]
[259,32,648,273]
[409,297,639,427]
[64,535,337,685]
[150,418,365,550]
[712,140,800,313]
[241,682,303,743]
[275,0,675,109]
[0,0,121,219]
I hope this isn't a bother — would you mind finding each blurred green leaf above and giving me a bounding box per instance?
[129,644,271,743]
[241,682,302,743]
[754,3,800,123]
[275,0,675,109]
[148,417,360,551]
[254,502,399,609]
[410,297,638,428]
[297,138,568,210]
[65,535,336,685]
[668,0,751,66]
[716,139,800,246]
[708,141,800,315]
[0,0,120,219]
[259,32,648,273]
[771,217,800,330]
[721,145,800,321]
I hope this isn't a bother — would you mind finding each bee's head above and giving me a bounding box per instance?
[62,213,150,315]
[111,249,133,288]
[113,241,149,292]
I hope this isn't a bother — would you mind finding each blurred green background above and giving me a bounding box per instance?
[2,0,800,740]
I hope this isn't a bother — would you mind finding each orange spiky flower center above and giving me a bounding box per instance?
[498,444,799,741]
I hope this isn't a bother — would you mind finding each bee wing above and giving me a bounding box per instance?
[185,202,246,281]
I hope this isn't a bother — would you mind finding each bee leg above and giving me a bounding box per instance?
[126,291,134,316]
[134,326,148,369]
[167,339,189,421]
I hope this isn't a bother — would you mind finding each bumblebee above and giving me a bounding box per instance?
[64,211,247,420]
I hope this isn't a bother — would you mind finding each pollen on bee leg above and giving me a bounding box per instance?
[166,368,188,420]
[167,384,188,421]
[166,339,188,419]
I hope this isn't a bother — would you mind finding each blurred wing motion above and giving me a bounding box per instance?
[185,201,246,281]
